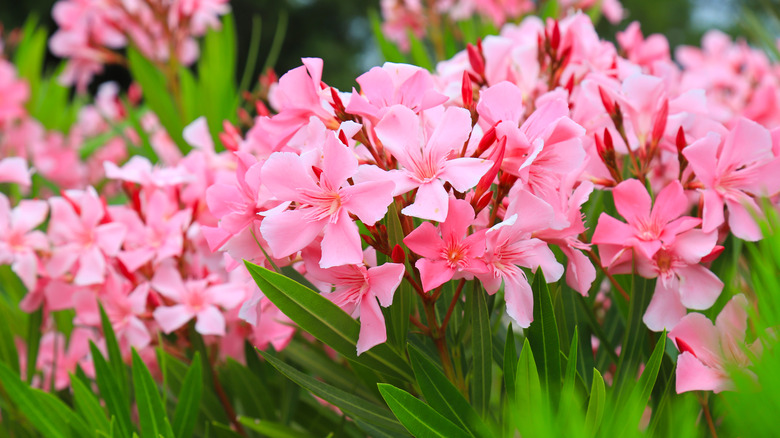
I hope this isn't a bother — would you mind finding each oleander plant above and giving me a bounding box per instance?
[1,0,780,436]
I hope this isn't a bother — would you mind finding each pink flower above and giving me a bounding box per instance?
[669,294,756,393]
[374,105,492,221]
[36,328,96,391]
[114,190,191,271]
[346,63,448,123]
[477,191,564,326]
[47,187,127,286]
[258,58,338,150]
[151,263,245,336]
[683,118,780,241]
[204,151,266,250]
[73,271,151,350]
[260,134,395,268]
[250,297,296,352]
[0,194,48,290]
[404,198,488,291]
[639,228,723,331]
[305,248,404,354]
[592,179,700,266]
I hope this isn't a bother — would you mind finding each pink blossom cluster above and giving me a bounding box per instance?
[0,119,295,390]
[213,14,780,389]
[4,12,780,396]
[49,0,229,90]
[0,51,291,388]
[0,79,141,190]
[380,0,623,50]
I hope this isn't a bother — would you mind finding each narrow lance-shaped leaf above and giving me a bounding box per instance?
[237,417,313,438]
[132,350,174,438]
[504,323,518,400]
[378,384,471,438]
[0,304,19,373]
[562,327,579,397]
[71,373,111,434]
[25,307,42,385]
[172,352,203,438]
[245,262,412,380]
[614,276,653,392]
[615,332,667,436]
[100,304,128,399]
[470,282,492,417]
[408,345,493,438]
[385,202,411,350]
[0,362,68,438]
[528,271,561,401]
[258,350,405,433]
[90,342,134,438]
[515,338,543,412]
[584,369,606,437]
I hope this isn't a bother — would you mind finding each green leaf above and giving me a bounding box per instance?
[283,339,378,403]
[259,350,405,433]
[469,283,492,416]
[172,352,203,438]
[0,361,90,437]
[238,417,313,438]
[385,202,411,350]
[562,327,579,398]
[14,17,47,108]
[407,31,433,71]
[132,349,174,438]
[34,389,92,437]
[584,369,605,437]
[541,2,562,24]
[71,374,111,434]
[0,362,68,438]
[615,332,667,436]
[127,48,187,152]
[161,349,228,425]
[100,305,128,400]
[245,262,412,380]
[198,13,239,146]
[25,307,42,385]
[90,342,134,438]
[408,345,492,438]
[222,358,277,421]
[514,338,542,413]
[378,384,471,438]
[503,323,517,400]
[614,276,653,391]
[528,272,561,400]
[0,304,19,373]
[368,9,407,63]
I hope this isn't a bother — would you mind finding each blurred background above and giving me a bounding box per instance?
[0,0,776,91]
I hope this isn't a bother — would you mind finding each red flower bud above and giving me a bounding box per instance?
[461,71,473,108]
[338,130,349,146]
[651,99,669,144]
[675,338,697,358]
[391,244,406,264]
[255,100,270,117]
[467,42,485,79]
[598,86,615,116]
[551,21,561,52]
[476,190,493,212]
[676,126,687,153]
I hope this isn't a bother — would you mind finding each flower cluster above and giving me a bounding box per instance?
[50,0,229,90]
[3,10,779,397]
[380,0,624,50]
